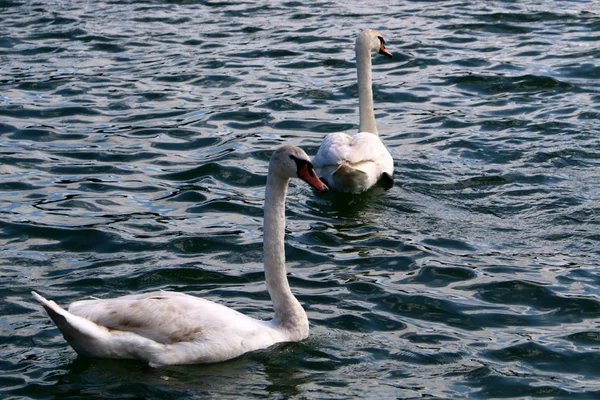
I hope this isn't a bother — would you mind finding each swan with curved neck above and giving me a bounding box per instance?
[313,29,394,193]
[32,145,327,367]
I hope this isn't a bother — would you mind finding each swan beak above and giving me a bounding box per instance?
[379,44,393,58]
[298,165,328,192]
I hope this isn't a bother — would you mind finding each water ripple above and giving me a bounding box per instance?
[1,0,599,398]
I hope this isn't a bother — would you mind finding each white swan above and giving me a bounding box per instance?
[32,145,327,367]
[313,29,394,193]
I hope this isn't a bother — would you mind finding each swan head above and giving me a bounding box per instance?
[356,29,392,58]
[270,145,328,192]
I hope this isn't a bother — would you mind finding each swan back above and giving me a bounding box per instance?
[313,132,393,193]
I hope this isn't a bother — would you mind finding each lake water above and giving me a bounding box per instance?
[1,0,599,398]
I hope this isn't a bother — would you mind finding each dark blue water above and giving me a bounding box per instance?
[1,1,599,398]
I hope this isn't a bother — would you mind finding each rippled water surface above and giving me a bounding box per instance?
[1,0,599,398]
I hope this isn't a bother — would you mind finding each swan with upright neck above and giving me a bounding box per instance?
[313,29,394,193]
[32,145,327,367]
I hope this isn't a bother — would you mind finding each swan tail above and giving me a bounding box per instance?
[32,291,170,364]
[32,291,111,357]
[330,164,371,193]
[381,172,394,189]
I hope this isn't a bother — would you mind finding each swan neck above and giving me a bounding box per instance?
[356,43,378,135]
[263,172,307,334]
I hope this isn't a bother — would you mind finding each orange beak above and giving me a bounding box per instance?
[379,43,392,58]
[298,164,328,192]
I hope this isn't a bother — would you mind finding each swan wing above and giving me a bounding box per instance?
[346,132,393,172]
[34,291,281,366]
[68,291,260,345]
[313,132,354,168]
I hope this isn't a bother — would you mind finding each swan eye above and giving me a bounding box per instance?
[377,36,392,58]
[289,155,315,176]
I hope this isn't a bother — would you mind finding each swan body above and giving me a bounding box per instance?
[313,29,394,193]
[33,145,327,367]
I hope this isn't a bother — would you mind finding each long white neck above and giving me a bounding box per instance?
[356,42,378,135]
[263,172,308,337]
